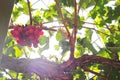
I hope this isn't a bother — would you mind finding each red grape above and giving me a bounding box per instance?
[11,25,44,48]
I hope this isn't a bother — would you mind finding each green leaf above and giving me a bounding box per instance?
[33,16,43,23]
[60,40,70,54]
[13,45,22,58]
[6,47,15,55]
[97,48,111,58]
[115,0,120,5]
[89,9,97,19]
[78,16,85,29]
[60,0,74,7]
[94,16,105,26]
[79,0,95,9]
[4,35,14,47]
[73,67,86,80]
[15,0,20,4]
[85,29,93,41]
[0,73,3,77]
[80,37,97,54]
[39,36,49,53]
[74,50,81,58]
[39,36,49,45]
[76,44,85,56]
[19,0,29,14]
[40,42,49,53]
[56,31,63,41]
[54,45,59,51]
[9,71,17,78]
[43,4,58,21]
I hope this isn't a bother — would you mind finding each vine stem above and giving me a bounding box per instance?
[54,0,70,37]
[55,0,78,60]
[73,0,78,41]
[69,0,78,60]
[27,0,32,25]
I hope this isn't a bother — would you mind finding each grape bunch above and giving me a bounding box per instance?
[11,25,44,48]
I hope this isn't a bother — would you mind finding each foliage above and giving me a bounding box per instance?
[1,0,120,79]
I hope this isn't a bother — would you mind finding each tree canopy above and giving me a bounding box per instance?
[0,0,120,80]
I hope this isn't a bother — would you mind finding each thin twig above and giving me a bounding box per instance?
[3,69,15,80]
[84,21,120,33]
[82,66,109,80]
[101,17,111,32]
[23,47,28,58]
[9,25,57,31]
[42,26,57,31]
[54,0,70,37]
[16,73,19,80]
[32,19,60,25]
[83,26,110,36]
[41,0,48,8]
[84,21,96,25]
[78,0,81,14]
[27,0,32,25]
[32,0,39,6]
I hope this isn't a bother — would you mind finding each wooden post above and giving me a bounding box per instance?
[0,0,14,63]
